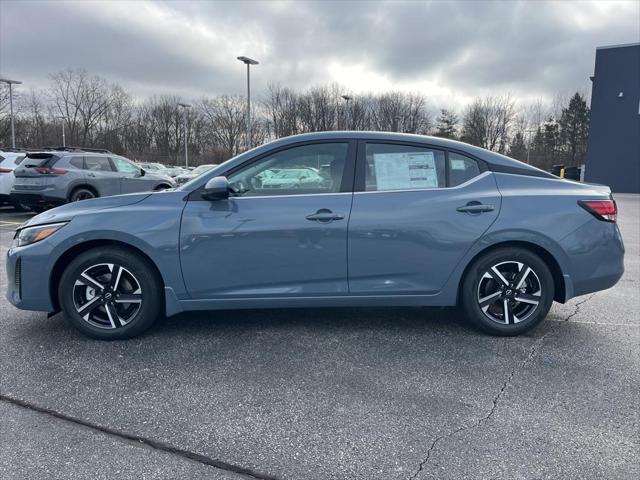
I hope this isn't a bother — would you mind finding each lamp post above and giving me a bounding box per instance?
[57,116,66,147]
[0,77,22,149]
[177,102,191,168]
[237,56,259,150]
[341,95,352,130]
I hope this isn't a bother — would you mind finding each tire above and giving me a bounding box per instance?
[69,187,97,202]
[58,246,163,340]
[460,247,554,336]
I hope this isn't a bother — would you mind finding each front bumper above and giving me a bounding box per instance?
[6,240,57,313]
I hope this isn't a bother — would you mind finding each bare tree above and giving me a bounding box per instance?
[461,95,516,153]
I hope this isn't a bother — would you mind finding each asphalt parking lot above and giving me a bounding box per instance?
[0,195,638,480]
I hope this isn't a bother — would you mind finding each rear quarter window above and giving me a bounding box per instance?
[448,152,481,187]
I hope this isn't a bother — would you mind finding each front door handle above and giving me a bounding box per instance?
[306,209,345,223]
[456,202,495,214]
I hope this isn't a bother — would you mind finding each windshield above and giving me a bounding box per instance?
[191,165,215,175]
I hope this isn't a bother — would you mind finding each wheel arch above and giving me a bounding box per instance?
[457,240,566,305]
[49,239,165,312]
[67,184,99,201]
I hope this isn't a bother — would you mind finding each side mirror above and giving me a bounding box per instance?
[202,176,230,200]
[138,168,146,177]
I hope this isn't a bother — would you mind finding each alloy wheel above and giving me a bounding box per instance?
[477,261,542,325]
[72,263,142,329]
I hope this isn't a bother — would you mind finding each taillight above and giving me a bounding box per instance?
[578,200,617,223]
[0,168,12,173]
[34,167,67,175]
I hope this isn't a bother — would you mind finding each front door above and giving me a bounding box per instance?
[111,156,146,194]
[180,141,356,298]
[348,142,501,294]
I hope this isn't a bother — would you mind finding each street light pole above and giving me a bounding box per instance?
[177,103,191,168]
[0,77,23,149]
[237,56,259,150]
[57,116,66,147]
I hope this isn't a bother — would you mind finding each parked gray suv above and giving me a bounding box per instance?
[10,147,175,212]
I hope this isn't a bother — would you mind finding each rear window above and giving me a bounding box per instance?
[85,156,113,172]
[23,153,59,168]
[14,155,25,165]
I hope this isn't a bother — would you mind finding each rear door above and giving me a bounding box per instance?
[84,156,121,197]
[347,141,501,294]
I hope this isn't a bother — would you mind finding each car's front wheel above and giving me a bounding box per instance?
[58,247,163,340]
[461,247,554,336]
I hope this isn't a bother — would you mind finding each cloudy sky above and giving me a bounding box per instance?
[1,0,638,108]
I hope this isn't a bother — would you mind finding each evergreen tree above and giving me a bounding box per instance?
[559,92,589,166]
[434,109,459,139]
[508,132,527,162]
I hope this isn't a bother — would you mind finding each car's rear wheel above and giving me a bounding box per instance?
[58,247,163,340]
[461,247,554,336]
[69,187,96,202]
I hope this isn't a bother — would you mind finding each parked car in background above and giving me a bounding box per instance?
[157,166,188,178]
[5,132,624,340]
[10,147,175,212]
[0,149,28,210]
[174,164,217,185]
[136,162,165,172]
[260,168,324,189]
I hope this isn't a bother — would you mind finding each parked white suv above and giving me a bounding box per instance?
[0,149,28,210]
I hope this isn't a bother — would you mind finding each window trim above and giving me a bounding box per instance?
[355,140,487,192]
[188,139,358,201]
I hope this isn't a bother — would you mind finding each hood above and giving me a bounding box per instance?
[145,172,175,182]
[22,192,152,228]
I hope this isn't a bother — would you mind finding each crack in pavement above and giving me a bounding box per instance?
[0,394,283,480]
[408,294,595,480]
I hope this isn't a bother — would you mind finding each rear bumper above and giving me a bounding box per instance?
[560,219,625,299]
[9,192,66,208]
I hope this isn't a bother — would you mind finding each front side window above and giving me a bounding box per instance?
[364,143,446,191]
[227,143,348,197]
[85,156,113,172]
[448,152,481,186]
[112,157,140,173]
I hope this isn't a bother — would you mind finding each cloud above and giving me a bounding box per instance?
[1,0,638,109]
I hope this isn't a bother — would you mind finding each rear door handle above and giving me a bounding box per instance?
[456,202,495,214]
[306,209,345,223]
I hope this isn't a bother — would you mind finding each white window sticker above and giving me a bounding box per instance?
[373,151,438,190]
[450,159,467,170]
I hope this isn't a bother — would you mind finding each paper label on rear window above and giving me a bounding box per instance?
[450,159,466,170]
[373,151,437,190]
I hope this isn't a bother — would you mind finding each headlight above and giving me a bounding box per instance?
[13,222,67,247]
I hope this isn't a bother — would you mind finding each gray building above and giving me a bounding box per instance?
[585,43,640,193]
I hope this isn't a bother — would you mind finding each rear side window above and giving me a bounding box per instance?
[448,152,481,187]
[85,156,113,172]
[69,157,84,169]
[364,143,446,191]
